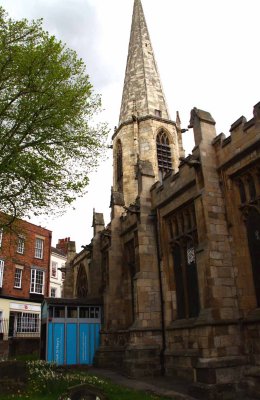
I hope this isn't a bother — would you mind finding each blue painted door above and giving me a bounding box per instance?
[47,322,100,365]
[66,323,77,365]
[47,323,65,365]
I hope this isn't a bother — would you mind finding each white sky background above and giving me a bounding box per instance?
[0,0,259,251]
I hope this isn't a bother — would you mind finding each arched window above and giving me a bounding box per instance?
[116,140,123,192]
[169,204,200,320]
[173,219,179,237]
[237,179,246,204]
[156,130,172,180]
[76,264,88,298]
[247,174,256,201]
[185,239,200,318]
[186,211,192,231]
[168,220,174,239]
[172,236,200,319]
[179,213,184,234]
[246,208,260,306]
[172,244,185,319]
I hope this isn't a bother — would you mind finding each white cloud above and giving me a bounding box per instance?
[0,0,259,249]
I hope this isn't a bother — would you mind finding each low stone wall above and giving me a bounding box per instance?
[0,340,9,360]
[9,337,40,358]
[0,361,27,395]
[58,384,107,400]
[95,328,163,377]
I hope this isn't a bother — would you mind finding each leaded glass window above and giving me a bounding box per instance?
[156,130,172,179]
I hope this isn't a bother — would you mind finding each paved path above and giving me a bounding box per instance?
[88,368,196,400]
[88,368,259,400]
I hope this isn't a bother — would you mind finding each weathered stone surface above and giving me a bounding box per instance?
[118,0,169,125]
[66,2,260,399]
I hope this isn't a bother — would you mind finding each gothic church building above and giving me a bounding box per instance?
[65,1,260,398]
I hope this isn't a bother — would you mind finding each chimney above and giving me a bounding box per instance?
[56,237,71,256]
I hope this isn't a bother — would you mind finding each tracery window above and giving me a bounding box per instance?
[237,172,258,205]
[234,169,260,307]
[247,174,256,201]
[116,140,123,192]
[156,130,172,180]
[168,204,200,319]
[245,208,260,306]
[76,264,88,298]
[237,179,246,204]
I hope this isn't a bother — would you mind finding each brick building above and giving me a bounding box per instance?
[64,0,260,398]
[0,214,51,358]
[49,239,72,298]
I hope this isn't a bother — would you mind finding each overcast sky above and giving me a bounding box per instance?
[1,0,259,250]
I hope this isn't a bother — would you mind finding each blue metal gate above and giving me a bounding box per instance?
[42,301,101,365]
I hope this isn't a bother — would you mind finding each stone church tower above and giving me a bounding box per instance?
[67,1,260,397]
[113,0,184,205]
[96,0,185,374]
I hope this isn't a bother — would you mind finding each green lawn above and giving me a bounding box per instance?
[0,391,169,400]
[0,361,171,400]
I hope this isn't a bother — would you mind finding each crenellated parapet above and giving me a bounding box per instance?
[151,154,198,212]
[213,101,260,173]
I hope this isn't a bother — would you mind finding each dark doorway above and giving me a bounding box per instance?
[8,312,15,337]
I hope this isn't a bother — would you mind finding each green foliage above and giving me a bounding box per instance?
[0,8,108,223]
[9,353,39,362]
[0,361,171,400]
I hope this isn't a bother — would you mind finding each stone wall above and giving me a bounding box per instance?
[8,337,40,358]
[113,117,182,206]
[0,340,8,360]
[150,103,260,398]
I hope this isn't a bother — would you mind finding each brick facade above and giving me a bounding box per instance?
[0,213,51,357]
[0,214,51,299]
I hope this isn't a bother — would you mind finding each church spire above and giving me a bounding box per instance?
[119,0,169,125]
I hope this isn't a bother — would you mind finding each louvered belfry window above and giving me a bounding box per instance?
[116,140,123,192]
[156,130,172,179]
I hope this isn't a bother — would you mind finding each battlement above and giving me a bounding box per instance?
[151,155,197,211]
[212,101,260,170]
[151,101,260,211]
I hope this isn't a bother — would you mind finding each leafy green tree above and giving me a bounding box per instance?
[0,7,108,225]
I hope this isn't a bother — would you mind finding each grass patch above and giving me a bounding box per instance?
[0,361,171,400]
[9,353,39,362]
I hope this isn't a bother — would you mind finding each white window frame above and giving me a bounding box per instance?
[35,238,44,259]
[17,236,25,254]
[51,261,58,278]
[16,312,40,334]
[30,268,45,294]
[0,260,4,288]
[50,287,57,298]
[14,266,23,288]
